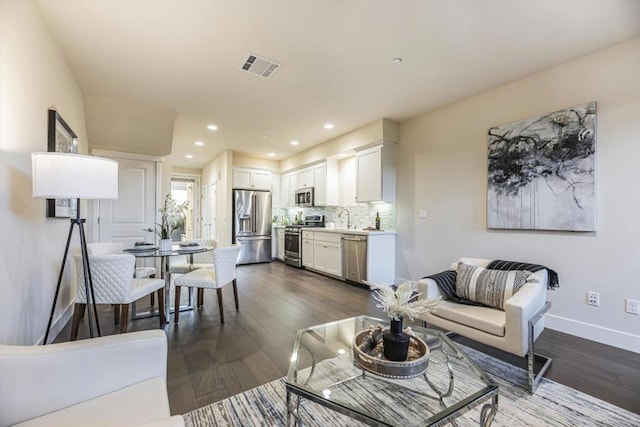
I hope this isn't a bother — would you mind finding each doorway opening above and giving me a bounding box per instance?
[170,175,200,241]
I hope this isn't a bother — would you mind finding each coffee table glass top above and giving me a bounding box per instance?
[286,315,498,426]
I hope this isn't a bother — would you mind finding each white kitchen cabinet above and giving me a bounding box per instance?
[302,230,314,267]
[233,167,272,191]
[355,142,396,203]
[271,173,281,208]
[296,167,314,189]
[339,156,357,206]
[276,228,285,261]
[280,172,296,207]
[313,160,339,206]
[310,232,342,277]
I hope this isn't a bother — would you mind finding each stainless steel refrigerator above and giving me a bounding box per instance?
[232,189,272,264]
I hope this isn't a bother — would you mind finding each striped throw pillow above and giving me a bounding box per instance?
[455,262,531,310]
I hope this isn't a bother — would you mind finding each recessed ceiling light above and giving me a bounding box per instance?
[207,124,218,131]
[323,123,334,130]
[185,154,193,159]
[261,135,268,140]
[267,153,275,157]
[290,140,299,146]
[391,57,402,64]
[194,141,204,146]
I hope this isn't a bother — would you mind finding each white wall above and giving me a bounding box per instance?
[0,0,89,344]
[396,38,640,352]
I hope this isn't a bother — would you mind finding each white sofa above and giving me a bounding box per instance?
[0,330,184,427]
[417,257,552,393]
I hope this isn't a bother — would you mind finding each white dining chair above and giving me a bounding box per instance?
[169,239,218,274]
[88,241,157,279]
[173,244,241,324]
[71,254,165,338]
[169,239,218,306]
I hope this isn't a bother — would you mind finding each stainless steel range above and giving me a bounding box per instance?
[284,215,324,268]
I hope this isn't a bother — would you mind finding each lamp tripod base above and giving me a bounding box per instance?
[43,207,101,344]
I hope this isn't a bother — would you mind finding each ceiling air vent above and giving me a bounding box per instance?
[240,53,281,78]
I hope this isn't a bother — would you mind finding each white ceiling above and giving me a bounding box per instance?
[37,0,640,169]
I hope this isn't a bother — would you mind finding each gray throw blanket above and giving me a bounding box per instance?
[486,259,559,290]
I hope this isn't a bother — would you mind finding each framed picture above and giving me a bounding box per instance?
[46,109,78,218]
[487,102,596,231]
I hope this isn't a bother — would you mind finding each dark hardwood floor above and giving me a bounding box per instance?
[56,261,640,416]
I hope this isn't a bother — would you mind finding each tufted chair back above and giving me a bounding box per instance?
[212,244,241,288]
[188,239,217,264]
[87,242,124,256]
[74,254,135,303]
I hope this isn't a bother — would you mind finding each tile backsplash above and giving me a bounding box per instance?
[273,203,396,231]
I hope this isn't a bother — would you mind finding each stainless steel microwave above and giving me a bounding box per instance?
[295,187,314,207]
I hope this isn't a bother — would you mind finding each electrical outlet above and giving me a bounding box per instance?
[625,299,639,315]
[587,291,600,306]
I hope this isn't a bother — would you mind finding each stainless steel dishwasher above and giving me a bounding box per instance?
[342,234,367,285]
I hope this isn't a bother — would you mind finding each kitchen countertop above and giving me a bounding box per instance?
[272,224,395,235]
[305,227,396,236]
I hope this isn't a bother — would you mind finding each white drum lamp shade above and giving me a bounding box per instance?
[32,152,118,200]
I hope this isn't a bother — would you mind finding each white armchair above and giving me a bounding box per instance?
[418,257,552,393]
[0,330,183,427]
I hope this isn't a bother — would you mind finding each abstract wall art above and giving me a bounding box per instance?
[487,102,596,231]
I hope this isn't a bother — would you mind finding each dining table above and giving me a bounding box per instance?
[123,244,214,325]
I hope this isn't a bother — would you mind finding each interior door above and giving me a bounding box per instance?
[99,158,157,247]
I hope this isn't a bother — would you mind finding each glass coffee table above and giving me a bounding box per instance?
[285,315,498,426]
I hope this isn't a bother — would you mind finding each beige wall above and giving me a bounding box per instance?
[233,153,279,171]
[202,150,233,246]
[0,0,89,344]
[280,118,398,172]
[397,38,640,351]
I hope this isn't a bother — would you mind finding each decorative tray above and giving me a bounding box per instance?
[352,325,429,379]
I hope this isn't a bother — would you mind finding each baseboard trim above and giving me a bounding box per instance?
[546,314,640,353]
[37,302,74,345]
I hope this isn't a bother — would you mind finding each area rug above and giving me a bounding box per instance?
[185,344,639,426]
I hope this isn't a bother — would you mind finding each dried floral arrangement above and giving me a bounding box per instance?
[368,281,440,321]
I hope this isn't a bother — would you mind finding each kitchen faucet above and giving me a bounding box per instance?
[338,208,351,229]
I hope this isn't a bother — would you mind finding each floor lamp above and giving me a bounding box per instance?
[32,152,118,344]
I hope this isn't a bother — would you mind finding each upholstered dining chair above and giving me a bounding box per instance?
[87,241,156,279]
[169,238,217,306]
[169,239,218,273]
[71,254,165,339]
[173,244,241,324]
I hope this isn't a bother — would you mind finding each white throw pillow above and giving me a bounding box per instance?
[455,262,531,310]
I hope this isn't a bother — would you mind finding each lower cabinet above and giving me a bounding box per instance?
[302,233,314,267]
[276,228,285,261]
[307,232,342,277]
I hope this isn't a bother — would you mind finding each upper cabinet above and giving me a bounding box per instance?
[313,160,339,206]
[355,142,396,203]
[280,172,296,207]
[296,167,314,189]
[271,173,281,208]
[233,167,272,191]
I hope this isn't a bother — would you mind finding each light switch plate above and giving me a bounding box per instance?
[419,210,427,219]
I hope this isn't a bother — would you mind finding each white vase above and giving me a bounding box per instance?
[159,238,172,252]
